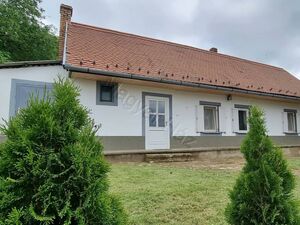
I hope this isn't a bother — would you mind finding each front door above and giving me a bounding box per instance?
[145,96,170,150]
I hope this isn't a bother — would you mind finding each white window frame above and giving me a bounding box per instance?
[203,105,219,133]
[232,104,250,134]
[285,110,297,134]
[237,108,249,133]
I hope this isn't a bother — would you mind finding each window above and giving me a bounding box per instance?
[100,85,113,102]
[233,105,250,133]
[204,106,219,132]
[238,109,248,131]
[96,82,118,106]
[9,79,53,117]
[198,101,221,134]
[287,111,297,133]
[283,109,298,134]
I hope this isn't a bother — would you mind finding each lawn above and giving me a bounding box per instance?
[109,158,300,225]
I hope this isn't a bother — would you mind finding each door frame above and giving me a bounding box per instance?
[142,92,173,149]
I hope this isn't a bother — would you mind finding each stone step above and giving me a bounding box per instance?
[145,153,194,163]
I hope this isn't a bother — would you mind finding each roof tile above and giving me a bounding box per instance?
[66,22,300,98]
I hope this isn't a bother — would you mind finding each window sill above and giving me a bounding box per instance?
[96,101,118,106]
[234,131,248,135]
[284,132,299,136]
[199,131,223,136]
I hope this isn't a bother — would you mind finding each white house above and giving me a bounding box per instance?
[1,4,300,153]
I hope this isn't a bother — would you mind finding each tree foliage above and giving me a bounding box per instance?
[225,106,300,225]
[0,0,58,63]
[0,78,127,224]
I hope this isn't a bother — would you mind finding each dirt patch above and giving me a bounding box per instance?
[114,157,300,174]
[293,169,300,177]
[155,157,245,171]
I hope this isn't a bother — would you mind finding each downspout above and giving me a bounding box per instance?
[62,22,69,65]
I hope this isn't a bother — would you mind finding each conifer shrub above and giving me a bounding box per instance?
[225,106,300,225]
[0,78,127,224]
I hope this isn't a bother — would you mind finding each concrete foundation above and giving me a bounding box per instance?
[1,135,300,163]
[105,146,300,163]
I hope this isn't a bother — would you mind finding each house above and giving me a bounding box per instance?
[1,4,300,155]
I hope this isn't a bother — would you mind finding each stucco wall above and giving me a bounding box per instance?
[72,77,300,137]
[0,66,68,120]
[0,66,300,142]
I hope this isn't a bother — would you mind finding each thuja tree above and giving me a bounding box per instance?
[225,106,300,225]
[0,78,127,224]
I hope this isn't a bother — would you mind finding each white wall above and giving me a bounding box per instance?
[0,66,68,120]
[1,66,299,137]
[74,78,300,137]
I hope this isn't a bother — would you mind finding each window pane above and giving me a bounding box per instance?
[238,110,247,131]
[158,101,165,113]
[101,85,113,102]
[149,100,157,113]
[204,107,217,131]
[16,84,52,115]
[287,112,296,132]
[149,114,156,127]
[158,115,165,127]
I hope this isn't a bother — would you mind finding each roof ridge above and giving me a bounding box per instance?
[70,21,284,72]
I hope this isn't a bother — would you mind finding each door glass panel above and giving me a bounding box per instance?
[158,115,165,127]
[238,110,247,131]
[149,100,157,113]
[158,101,165,113]
[149,114,156,127]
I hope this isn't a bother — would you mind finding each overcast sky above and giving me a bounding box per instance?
[41,0,300,79]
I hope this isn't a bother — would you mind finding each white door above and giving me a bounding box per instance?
[145,96,170,150]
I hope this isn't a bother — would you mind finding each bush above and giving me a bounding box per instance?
[225,106,300,225]
[0,78,127,224]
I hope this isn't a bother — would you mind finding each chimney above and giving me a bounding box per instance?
[209,47,218,53]
[58,4,73,60]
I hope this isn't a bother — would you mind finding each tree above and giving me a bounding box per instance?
[225,106,300,225]
[0,0,58,63]
[0,78,127,224]
[0,50,10,64]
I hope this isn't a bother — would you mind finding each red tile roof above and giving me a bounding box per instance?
[66,22,300,98]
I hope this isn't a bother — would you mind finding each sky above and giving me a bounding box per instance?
[41,0,300,79]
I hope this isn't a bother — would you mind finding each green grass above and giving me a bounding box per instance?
[109,158,300,225]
